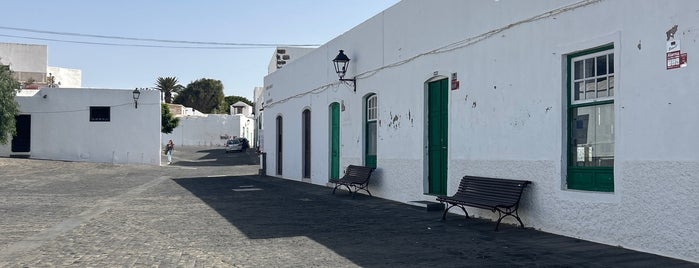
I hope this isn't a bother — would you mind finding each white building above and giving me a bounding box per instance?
[161,113,254,147]
[0,88,161,165]
[267,47,315,74]
[0,42,82,88]
[262,0,699,262]
[253,86,264,150]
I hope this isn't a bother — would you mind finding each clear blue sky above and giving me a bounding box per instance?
[0,0,400,99]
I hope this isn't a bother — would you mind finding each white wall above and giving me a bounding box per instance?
[47,66,82,88]
[0,43,46,73]
[268,47,316,74]
[162,114,254,147]
[262,0,699,262]
[0,88,161,165]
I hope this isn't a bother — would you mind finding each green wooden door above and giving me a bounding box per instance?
[330,103,340,180]
[428,79,448,195]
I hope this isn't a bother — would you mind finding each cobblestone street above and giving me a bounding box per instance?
[0,147,695,267]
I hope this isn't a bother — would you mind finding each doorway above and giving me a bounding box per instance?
[427,79,448,195]
[302,109,311,178]
[276,115,283,175]
[329,102,340,180]
[11,115,31,153]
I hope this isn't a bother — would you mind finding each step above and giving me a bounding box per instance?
[408,200,444,211]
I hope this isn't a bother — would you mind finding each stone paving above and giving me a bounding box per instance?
[0,146,696,267]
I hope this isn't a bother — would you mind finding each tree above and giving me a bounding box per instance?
[154,76,183,103]
[0,65,20,145]
[220,95,253,114]
[173,78,225,114]
[161,103,180,134]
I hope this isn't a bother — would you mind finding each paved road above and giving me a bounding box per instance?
[0,146,695,267]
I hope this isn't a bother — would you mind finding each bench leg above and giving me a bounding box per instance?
[441,204,469,221]
[356,185,371,197]
[332,183,353,196]
[494,208,524,231]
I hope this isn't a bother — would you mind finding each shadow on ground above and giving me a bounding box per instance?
[170,148,259,167]
[173,175,695,267]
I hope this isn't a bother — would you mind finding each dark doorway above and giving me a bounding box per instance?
[276,115,283,175]
[11,115,31,153]
[302,109,311,178]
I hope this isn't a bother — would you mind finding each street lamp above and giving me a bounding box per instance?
[332,50,356,92]
[132,88,141,109]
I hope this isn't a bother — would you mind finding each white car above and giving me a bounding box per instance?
[225,139,242,153]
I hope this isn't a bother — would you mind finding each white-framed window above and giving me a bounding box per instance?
[567,44,615,192]
[365,94,377,168]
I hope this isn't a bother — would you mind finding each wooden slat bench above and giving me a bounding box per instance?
[436,175,531,231]
[330,165,375,198]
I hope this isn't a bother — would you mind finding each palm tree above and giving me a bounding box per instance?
[155,77,183,103]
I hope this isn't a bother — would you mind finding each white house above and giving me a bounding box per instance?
[230,101,253,117]
[254,86,264,150]
[268,47,316,74]
[0,42,82,88]
[0,88,161,165]
[261,0,699,262]
[161,113,254,147]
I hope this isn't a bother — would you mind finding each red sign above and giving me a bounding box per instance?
[667,51,681,69]
[667,50,687,70]
[451,79,460,90]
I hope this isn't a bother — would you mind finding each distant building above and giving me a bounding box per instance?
[0,88,161,165]
[267,47,315,74]
[0,42,82,88]
[230,101,253,117]
[253,86,264,150]
[161,102,255,147]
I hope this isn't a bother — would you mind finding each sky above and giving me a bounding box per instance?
[0,0,400,100]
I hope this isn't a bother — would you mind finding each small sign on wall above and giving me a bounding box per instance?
[450,73,459,90]
[666,40,688,70]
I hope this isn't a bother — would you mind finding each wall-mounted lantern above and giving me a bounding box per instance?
[132,88,141,109]
[332,50,356,92]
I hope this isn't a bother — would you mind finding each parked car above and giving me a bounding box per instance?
[225,139,242,153]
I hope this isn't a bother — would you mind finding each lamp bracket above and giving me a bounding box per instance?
[340,77,356,92]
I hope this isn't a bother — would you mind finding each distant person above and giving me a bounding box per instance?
[241,138,249,151]
[165,140,174,164]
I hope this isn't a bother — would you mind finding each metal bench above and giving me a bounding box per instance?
[436,175,531,231]
[330,165,375,198]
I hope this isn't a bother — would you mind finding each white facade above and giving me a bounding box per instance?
[0,43,48,84]
[0,88,161,165]
[253,86,264,150]
[230,101,253,117]
[47,66,82,88]
[0,42,82,87]
[161,114,254,147]
[262,0,699,262]
[267,47,315,74]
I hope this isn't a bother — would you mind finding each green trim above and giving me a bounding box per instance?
[330,102,340,180]
[365,94,377,168]
[567,43,614,61]
[427,79,448,195]
[565,44,615,192]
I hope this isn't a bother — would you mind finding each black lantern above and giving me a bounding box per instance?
[132,88,141,109]
[332,50,356,92]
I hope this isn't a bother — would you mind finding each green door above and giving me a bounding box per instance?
[428,79,448,195]
[330,103,340,180]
